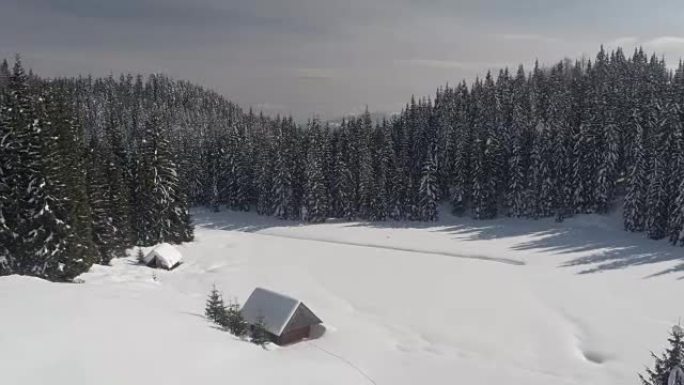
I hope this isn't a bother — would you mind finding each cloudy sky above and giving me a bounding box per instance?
[2,0,684,119]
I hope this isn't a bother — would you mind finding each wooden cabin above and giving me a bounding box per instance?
[142,243,183,270]
[240,287,323,345]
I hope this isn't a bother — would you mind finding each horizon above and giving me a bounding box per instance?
[3,1,684,119]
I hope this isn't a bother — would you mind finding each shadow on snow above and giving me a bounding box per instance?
[191,207,684,278]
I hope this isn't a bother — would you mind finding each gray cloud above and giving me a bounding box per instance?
[2,0,684,120]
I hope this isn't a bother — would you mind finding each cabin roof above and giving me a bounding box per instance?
[240,288,321,336]
[143,243,183,269]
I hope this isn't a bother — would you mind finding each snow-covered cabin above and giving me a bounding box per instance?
[142,243,183,270]
[240,287,322,345]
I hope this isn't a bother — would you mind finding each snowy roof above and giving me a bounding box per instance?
[240,288,321,336]
[143,243,183,269]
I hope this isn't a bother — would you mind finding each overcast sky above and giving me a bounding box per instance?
[2,0,684,120]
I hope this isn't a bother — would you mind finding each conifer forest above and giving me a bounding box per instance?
[2,46,684,281]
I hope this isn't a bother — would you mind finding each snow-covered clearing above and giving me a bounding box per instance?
[1,207,682,385]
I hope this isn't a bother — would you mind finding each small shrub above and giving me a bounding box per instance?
[250,315,270,347]
[136,248,145,264]
[226,300,249,337]
[205,285,227,325]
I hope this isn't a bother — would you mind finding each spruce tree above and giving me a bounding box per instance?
[134,109,193,245]
[87,137,129,264]
[205,285,227,325]
[640,326,684,385]
[450,88,472,217]
[645,107,671,240]
[330,129,355,219]
[0,58,92,281]
[273,127,294,220]
[368,122,391,221]
[226,301,248,337]
[625,122,648,232]
[44,87,98,271]
[255,131,275,216]
[507,130,529,217]
[302,120,329,222]
[595,123,620,214]
[418,145,439,221]
[250,315,270,347]
[529,126,556,218]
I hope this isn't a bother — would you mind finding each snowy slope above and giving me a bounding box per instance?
[0,207,682,385]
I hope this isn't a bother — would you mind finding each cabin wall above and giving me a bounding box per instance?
[277,326,311,345]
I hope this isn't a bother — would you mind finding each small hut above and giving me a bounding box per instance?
[142,243,183,270]
[240,287,323,345]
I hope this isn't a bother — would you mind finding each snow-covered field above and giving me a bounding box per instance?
[1,207,682,385]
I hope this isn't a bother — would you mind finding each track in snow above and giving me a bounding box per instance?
[247,231,525,266]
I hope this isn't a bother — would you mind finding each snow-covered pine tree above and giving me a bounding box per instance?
[591,46,619,215]
[473,74,500,220]
[546,62,573,222]
[0,61,15,274]
[205,134,222,212]
[205,285,227,326]
[0,58,91,281]
[668,98,684,245]
[494,68,514,213]
[640,326,684,385]
[351,111,374,219]
[104,116,134,244]
[218,129,239,209]
[231,128,253,212]
[418,144,439,221]
[624,120,649,232]
[507,131,528,217]
[645,105,671,240]
[330,126,355,220]
[671,179,684,246]
[0,59,9,91]
[254,128,275,216]
[434,89,455,200]
[552,125,573,222]
[44,84,100,275]
[470,78,493,220]
[572,122,599,214]
[134,108,193,245]
[388,115,410,219]
[529,125,556,218]
[368,121,391,221]
[250,315,270,347]
[288,118,306,220]
[302,119,329,222]
[595,123,620,214]
[87,136,128,265]
[86,121,132,264]
[666,106,684,245]
[506,65,531,217]
[449,84,472,216]
[272,121,294,220]
[226,300,248,337]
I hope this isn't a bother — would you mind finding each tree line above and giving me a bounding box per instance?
[0,58,193,281]
[185,46,684,246]
[1,45,684,280]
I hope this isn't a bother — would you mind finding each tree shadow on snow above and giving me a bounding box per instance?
[440,218,683,278]
[192,207,684,278]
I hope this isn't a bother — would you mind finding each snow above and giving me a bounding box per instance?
[143,243,183,269]
[241,287,301,336]
[1,207,683,385]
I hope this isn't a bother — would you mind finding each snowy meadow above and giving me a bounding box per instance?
[1,207,681,385]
